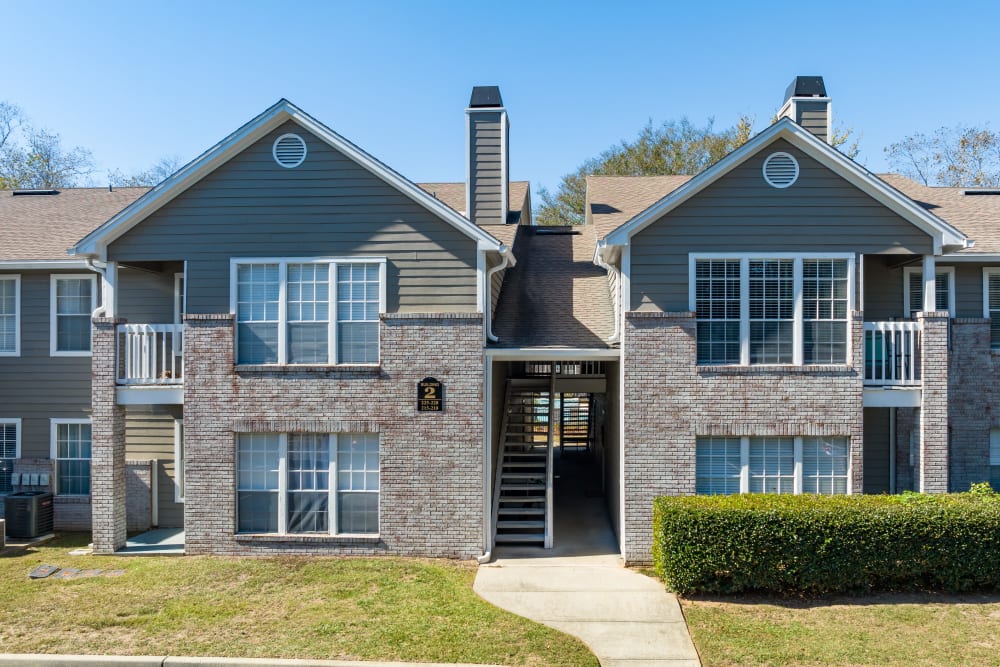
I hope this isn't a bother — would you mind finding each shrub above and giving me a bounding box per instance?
[652,492,1000,596]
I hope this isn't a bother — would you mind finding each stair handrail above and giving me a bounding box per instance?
[490,381,513,547]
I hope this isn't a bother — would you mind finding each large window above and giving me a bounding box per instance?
[51,420,92,496]
[51,275,97,356]
[904,267,954,317]
[695,436,849,495]
[234,259,384,365]
[0,276,19,356]
[983,269,1000,350]
[0,420,20,495]
[692,255,854,366]
[237,432,379,535]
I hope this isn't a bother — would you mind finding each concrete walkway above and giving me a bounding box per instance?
[474,453,700,667]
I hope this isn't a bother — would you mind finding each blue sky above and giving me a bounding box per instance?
[5,1,999,195]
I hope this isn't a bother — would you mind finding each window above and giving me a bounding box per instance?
[983,269,1000,350]
[695,435,850,495]
[236,432,379,535]
[51,420,92,496]
[0,276,20,356]
[50,275,97,356]
[0,420,20,495]
[233,259,384,365]
[904,267,954,317]
[692,255,854,366]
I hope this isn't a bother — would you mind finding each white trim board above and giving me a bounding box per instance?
[599,118,968,255]
[0,275,20,357]
[484,348,621,360]
[49,274,97,357]
[72,99,505,259]
[903,266,955,318]
[0,260,93,270]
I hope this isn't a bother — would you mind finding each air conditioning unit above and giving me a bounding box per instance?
[4,492,54,539]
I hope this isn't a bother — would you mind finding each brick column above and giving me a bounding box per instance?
[91,316,127,553]
[850,311,865,495]
[918,311,949,493]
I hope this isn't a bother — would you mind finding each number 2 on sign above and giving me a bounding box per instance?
[424,386,438,399]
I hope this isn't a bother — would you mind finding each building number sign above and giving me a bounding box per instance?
[418,377,444,412]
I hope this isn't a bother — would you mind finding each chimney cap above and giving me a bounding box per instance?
[469,86,503,108]
[784,76,827,102]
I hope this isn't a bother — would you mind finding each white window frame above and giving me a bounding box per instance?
[982,269,1000,350]
[0,418,22,495]
[696,435,851,495]
[236,432,379,536]
[903,266,955,318]
[174,418,184,503]
[0,275,21,357]
[230,257,387,366]
[50,274,97,357]
[173,272,185,325]
[50,418,92,497]
[689,253,855,366]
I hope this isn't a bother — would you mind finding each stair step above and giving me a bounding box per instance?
[495,534,545,543]
[503,452,547,458]
[503,462,546,468]
[497,520,545,529]
[501,483,545,491]
[498,507,545,515]
[499,495,546,503]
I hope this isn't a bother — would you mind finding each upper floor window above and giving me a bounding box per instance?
[903,267,954,318]
[233,258,385,365]
[50,275,96,356]
[0,276,19,356]
[692,254,853,366]
[983,269,1000,350]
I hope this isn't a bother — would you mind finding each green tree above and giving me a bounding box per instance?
[0,101,95,189]
[537,114,857,226]
[886,126,1000,187]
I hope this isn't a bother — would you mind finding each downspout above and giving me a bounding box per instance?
[594,246,621,344]
[85,258,109,318]
[485,247,512,343]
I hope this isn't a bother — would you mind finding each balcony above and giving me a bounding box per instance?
[116,323,183,393]
[863,321,921,387]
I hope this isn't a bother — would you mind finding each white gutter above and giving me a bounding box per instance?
[0,259,93,270]
[477,351,493,565]
[85,258,110,318]
[485,246,513,343]
[593,245,621,344]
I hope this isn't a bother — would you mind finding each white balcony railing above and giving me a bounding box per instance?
[864,321,921,386]
[117,323,183,385]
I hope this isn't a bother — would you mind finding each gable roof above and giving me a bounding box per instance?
[418,180,529,249]
[599,119,970,255]
[0,188,148,263]
[72,99,506,259]
[587,175,691,241]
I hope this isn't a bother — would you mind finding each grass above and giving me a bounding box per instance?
[0,534,598,666]
[681,593,1000,666]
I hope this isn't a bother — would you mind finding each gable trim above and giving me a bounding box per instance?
[72,99,503,259]
[601,119,968,255]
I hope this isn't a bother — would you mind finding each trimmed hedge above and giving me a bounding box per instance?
[652,489,1000,596]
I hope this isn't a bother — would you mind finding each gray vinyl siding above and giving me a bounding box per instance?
[942,262,1000,318]
[468,112,504,226]
[863,408,891,494]
[107,121,479,314]
[125,404,183,528]
[795,100,829,143]
[862,255,907,321]
[118,267,178,324]
[630,139,934,311]
[0,270,94,459]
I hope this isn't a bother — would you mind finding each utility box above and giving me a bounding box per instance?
[4,492,54,539]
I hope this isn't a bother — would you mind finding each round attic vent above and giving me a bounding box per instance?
[762,151,799,188]
[272,133,307,168]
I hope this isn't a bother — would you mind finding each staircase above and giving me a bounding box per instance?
[492,381,553,547]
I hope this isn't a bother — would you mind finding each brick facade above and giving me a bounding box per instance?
[918,312,950,492]
[621,311,866,564]
[180,312,484,558]
[91,317,127,553]
[126,460,153,532]
[948,319,1000,492]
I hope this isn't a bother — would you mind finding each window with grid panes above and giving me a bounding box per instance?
[695,437,741,495]
[803,259,849,363]
[695,260,741,364]
[54,422,91,495]
[985,270,1000,350]
[0,422,17,494]
[749,260,794,364]
[748,437,795,494]
[0,278,17,354]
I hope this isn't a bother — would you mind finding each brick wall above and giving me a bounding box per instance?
[621,311,865,564]
[949,319,1000,492]
[182,312,484,558]
[918,312,950,492]
[91,317,127,553]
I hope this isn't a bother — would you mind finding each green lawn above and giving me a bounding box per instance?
[0,534,597,666]
[682,594,1000,667]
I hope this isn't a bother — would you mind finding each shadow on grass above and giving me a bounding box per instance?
[1,531,91,558]
[682,591,1000,608]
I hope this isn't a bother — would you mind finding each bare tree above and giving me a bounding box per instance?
[0,102,95,189]
[107,155,182,188]
[886,126,1000,187]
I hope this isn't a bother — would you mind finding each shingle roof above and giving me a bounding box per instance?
[490,224,615,348]
[877,174,1000,253]
[0,188,149,261]
[417,181,529,249]
[586,175,691,242]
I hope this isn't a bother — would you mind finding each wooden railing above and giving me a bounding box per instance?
[864,321,921,386]
[117,324,183,385]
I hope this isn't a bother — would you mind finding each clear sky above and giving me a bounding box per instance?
[4,0,999,195]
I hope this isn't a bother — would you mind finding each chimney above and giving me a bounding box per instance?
[778,76,831,144]
[466,86,509,226]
